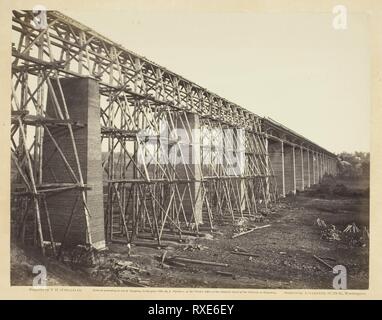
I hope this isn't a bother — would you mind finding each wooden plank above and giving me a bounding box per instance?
[171,256,228,267]
[230,251,259,258]
[231,224,271,239]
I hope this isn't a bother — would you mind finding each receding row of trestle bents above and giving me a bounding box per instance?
[265,119,338,197]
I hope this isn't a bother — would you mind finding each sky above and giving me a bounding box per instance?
[63,8,371,154]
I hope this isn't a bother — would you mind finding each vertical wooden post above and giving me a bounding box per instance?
[307,149,311,187]
[312,151,316,185]
[300,146,304,191]
[292,146,296,194]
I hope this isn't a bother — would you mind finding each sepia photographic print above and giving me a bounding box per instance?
[1,0,381,299]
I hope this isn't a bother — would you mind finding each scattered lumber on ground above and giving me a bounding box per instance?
[167,260,186,268]
[215,270,233,277]
[318,256,336,262]
[343,223,360,233]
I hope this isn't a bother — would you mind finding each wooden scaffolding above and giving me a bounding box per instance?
[10,10,278,255]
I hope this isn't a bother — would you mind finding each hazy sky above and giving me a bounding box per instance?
[63,9,371,154]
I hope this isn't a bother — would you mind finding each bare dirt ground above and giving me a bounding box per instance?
[11,175,369,289]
